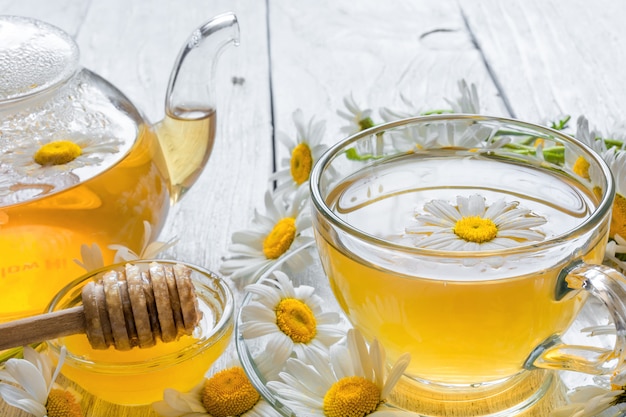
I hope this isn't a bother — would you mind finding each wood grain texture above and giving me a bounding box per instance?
[462,0,626,130]
[269,0,510,160]
[0,307,86,351]
[2,0,626,416]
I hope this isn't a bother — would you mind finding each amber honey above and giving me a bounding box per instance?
[47,261,234,405]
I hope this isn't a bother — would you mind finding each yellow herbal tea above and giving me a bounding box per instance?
[0,124,170,322]
[314,151,607,384]
[0,71,217,323]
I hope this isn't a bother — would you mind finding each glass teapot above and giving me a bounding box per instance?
[0,14,239,322]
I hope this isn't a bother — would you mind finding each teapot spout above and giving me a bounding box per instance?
[165,12,240,118]
[157,13,239,202]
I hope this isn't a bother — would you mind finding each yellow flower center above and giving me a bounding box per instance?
[46,389,83,417]
[290,143,313,185]
[34,140,83,166]
[572,156,591,179]
[593,186,604,202]
[453,216,498,243]
[323,376,380,417]
[275,297,317,343]
[610,193,626,239]
[201,367,260,417]
[263,217,296,259]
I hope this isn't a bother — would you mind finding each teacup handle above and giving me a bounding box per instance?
[527,263,626,375]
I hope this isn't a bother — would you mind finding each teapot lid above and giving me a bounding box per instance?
[0,16,79,102]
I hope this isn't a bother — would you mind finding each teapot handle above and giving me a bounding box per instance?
[165,12,240,117]
[527,263,626,375]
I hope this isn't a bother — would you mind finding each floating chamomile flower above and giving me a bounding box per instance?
[0,346,83,417]
[406,194,547,251]
[270,109,328,198]
[337,93,375,135]
[267,329,412,417]
[152,364,282,417]
[220,188,315,285]
[240,270,344,358]
[445,79,480,114]
[4,135,122,175]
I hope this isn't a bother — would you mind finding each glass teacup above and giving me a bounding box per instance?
[310,115,626,415]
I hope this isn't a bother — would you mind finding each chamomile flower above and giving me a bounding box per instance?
[73,243,105,272]
[270,109,328,198]
[406,194,547,251]
[152,365,282,417]
[445,79,480,114]
[109,220,178,263]
[575,116,608,156]
[253,335,294,382]
[4,135,122,175]
[219,188,315,286]
[73,221,178,272]
[432,120,506,149]
[240,270,345,358]
[266,328,412,417]
[564,116,606,182]
[337,94,375,135]
[602,150,626,240]
[551,370,626,417]
[379,94,421,124]
[0,346,83,417]
[379,106,439,152]
[605,233,626,273]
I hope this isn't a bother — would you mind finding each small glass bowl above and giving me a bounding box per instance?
[46,260,234,406]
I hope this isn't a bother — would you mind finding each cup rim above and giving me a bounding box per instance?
[46,259,234,371]
[309,113,615,257]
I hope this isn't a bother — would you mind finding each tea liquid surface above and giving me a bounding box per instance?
[318,152,605,383]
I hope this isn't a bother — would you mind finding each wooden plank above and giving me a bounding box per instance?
[0,0,90,38]
[462,0,626,131]
[268,0,510,158]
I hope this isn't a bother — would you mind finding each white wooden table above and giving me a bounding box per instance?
[1,0,625,415]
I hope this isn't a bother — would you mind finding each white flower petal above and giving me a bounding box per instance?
[0,384,47,417]
[4,359,47,404]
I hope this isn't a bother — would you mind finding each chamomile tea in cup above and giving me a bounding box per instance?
[310,115,626,415]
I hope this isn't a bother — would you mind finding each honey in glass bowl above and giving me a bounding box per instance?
[46,260,234,405]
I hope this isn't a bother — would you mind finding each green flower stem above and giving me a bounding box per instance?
[604,138,625,150]
[420,109,454,115]
[501,142,565,164]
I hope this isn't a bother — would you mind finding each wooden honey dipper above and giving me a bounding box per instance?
[0,262,202,351]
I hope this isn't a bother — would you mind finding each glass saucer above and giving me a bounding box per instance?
[235,242,616,417]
